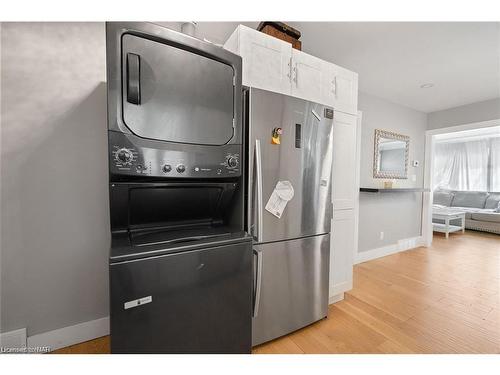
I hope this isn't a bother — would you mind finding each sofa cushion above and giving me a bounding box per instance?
[451,191,488,208]
[470,212,500,223]
[485,193,500,209]
[433,190,454,206]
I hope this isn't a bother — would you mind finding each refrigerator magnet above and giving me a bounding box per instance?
[271,127,282,145]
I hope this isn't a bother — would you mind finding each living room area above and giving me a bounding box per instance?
[430,125,500,239]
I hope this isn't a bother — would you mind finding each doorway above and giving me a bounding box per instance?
[422,119,500,245]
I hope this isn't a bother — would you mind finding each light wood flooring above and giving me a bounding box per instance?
[52,230,500,354]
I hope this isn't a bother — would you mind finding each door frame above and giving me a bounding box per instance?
[422,118,500,246]
[353,111,362,265]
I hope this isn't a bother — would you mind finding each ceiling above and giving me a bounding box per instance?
[191,22,500,113]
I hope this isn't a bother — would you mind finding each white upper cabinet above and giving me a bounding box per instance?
[290,49,324,105]
[224,25,292,95]
[224,24,358,114]
[321,63,359,115]
[331,64,359,115]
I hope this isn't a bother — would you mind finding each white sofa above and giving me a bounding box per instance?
[433,190,500,235]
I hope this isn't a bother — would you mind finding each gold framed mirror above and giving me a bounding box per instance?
[373,129,410,179]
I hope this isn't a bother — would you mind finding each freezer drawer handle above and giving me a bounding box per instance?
[253,248,263,318]
[126,53,141,105]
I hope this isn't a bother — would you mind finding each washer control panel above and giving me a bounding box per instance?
[109,132,242,178]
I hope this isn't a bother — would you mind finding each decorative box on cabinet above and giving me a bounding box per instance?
[259,24,302,50]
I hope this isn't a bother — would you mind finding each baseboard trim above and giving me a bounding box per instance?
[27,316,109,352]
[355,236,424,264]
[0,328,27,349]
[329,293,345,305]
[330,281,352,297]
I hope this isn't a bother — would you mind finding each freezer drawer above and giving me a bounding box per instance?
[110,240,252,353]
[252,234,329,346]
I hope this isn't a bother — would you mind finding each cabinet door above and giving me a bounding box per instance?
[238,26,292,95]
[331,64,358,115]
[290,49,325,104]
[330,209,355,299]
[332,111,357,210]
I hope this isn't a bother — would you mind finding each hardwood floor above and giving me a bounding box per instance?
[51,230,500,354]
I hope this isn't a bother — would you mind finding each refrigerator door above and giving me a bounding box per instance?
[248,88,333,244]
[252,234,330,346]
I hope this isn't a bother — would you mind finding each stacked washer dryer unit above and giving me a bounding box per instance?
[106,22,252,353]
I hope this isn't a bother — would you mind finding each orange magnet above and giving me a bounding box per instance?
[271,127,283,145]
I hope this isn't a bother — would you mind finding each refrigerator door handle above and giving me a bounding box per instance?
[253,248,263,317]
[255,139,264,243]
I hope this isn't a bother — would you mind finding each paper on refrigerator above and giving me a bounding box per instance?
[265,180,294,218]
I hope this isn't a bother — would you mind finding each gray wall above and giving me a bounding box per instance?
[427,97,500,130]
[357,92,427,252]
[1,23,109,335]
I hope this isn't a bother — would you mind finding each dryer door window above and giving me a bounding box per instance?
[121,34,235,146]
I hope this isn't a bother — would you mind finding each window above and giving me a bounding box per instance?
[434,134,500,192]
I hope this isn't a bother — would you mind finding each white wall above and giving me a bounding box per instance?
[357,92,427,253]
[1,23,109,336]
[427,97,500,130]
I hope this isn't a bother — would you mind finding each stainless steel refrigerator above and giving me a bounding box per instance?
[246,88,334,346]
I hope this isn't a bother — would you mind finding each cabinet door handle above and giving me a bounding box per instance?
[293,65,298,85]
[332,76,337,96]
[287,57,293,82]
[126,53,141,105]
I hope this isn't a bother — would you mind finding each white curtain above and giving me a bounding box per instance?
[491,138,500,192]
[433,139,492,191]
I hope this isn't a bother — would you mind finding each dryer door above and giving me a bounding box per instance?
[121,33,235,146]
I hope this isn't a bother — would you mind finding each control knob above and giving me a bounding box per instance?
[176,164,186,173]
[162,164,172,173]
[116,148,133,164]
[226,156,239,169]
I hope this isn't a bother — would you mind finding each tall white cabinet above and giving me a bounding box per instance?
[330,112,361,302]
[224,25,360,303]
